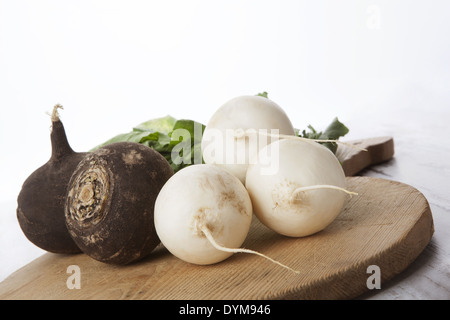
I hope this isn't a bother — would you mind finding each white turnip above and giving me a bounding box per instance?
[201,95,296,183]
[154,164,300,273]
[245,138,356,238]
[154,164,253,265]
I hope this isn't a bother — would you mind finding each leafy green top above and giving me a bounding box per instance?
[91,115,206,173]
[256,92,349,153]
[296,117,349,154]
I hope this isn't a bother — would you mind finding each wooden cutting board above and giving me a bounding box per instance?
[336,136,395,176]
[0,136,434,300]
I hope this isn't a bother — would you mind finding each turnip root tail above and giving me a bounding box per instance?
[291,185,358,203]
[200,225,301,275]
[235,129,368,152]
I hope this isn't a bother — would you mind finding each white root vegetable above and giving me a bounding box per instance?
[201,95,296,184]
[245,138,355,237]
[154,163,301,273]
[154,164,253,265]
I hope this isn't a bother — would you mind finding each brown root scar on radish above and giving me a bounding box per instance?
[122,149,144,166]
[191,208,224,238]
[66,161,110,226]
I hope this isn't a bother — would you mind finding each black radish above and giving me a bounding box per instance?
[65,141,174,265]
[16,105,86,253]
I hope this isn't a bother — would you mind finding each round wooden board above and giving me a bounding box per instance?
[0,176,434,300]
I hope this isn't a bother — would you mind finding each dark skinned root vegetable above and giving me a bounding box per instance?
[16,104,86,254]
[64,141,174,265]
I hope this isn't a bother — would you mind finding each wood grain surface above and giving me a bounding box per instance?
[0,136,435,300]
[336,136,394,176]
[0,176,434,300]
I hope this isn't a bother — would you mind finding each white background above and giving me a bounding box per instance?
[1,0,450,283]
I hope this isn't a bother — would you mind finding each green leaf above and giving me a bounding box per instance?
[90,131,153,151]
[91,115,206,173]
[296,117,349,154]
[256,91,269,98]
[133,115,177,134]
[170,119,206,171]
[321,117,349,140]
[172,119,205,143]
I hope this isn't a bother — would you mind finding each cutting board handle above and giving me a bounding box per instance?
[336,136,394,176]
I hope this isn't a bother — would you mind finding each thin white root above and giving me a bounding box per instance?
[292,184,358,202]
[200,225,301,275]
[275,132,368,151]
[235,129,368,152]
[50,104,64,122]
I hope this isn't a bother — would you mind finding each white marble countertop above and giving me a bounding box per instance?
[355,109,450,299]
